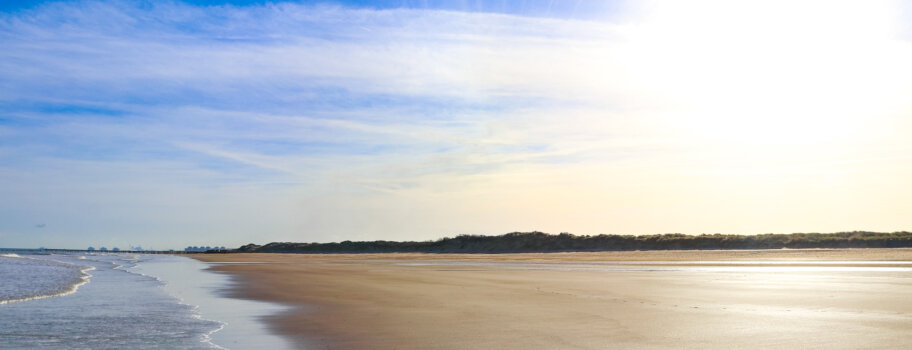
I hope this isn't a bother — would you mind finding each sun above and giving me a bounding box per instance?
[612,0,912,158]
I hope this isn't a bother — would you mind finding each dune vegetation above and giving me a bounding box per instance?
[235,231,912,254]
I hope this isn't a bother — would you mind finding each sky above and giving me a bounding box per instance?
[1,0,911,250]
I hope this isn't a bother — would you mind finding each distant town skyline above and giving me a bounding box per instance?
[2,0,911,249]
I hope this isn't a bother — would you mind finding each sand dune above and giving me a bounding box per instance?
[194,249,912,349]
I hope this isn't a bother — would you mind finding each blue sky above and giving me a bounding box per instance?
[0,0,632,20]
[1,0,911,249]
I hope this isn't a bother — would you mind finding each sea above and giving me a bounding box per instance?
[0,249,293,350]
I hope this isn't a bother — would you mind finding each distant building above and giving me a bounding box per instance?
[100,247,108,252]
[184,245,225,252]
[112,247,120,252]
[87,246,95,251]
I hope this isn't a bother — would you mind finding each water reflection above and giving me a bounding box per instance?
[395,260,912,273]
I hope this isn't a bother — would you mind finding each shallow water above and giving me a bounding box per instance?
[132,255,293,350]
[0,253,220,349]
[0,252,292,349]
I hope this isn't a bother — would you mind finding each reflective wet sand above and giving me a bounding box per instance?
[195,249,912,349]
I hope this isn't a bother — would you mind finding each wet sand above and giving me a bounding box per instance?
[194,249,912,349]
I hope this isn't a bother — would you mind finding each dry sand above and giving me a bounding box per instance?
[194,249,912,349]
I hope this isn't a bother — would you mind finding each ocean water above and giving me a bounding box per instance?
[0,251,292,350]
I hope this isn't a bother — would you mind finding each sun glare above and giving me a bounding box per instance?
[620,0,912,153]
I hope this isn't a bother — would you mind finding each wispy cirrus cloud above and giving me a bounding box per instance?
[1,1,640,180]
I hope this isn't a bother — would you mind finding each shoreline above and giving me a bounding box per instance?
[193,248,912,349]
[132,254,295,350]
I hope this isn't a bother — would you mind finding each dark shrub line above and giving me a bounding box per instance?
[236,231,912,253]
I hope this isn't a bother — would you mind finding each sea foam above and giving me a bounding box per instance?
[0,255,93,305]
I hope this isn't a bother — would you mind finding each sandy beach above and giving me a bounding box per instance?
[194,249,912,349]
